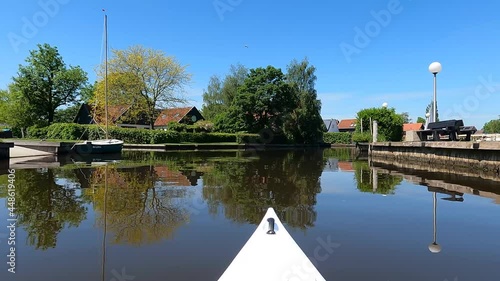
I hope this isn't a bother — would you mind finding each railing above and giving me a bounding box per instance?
[471,134,500,142]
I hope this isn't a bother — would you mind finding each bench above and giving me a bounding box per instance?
[417,120,476,141]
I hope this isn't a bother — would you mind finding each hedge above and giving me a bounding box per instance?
[351,132,372,143]
[26,123,250,144]
[323,132,352,144]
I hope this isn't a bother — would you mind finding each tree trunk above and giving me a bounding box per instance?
[150,117,155,130]
[48,109,54,125]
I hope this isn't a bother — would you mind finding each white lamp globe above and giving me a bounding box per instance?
[428,62,442,74]
[428,242,441,253]
[426,112,430,118]
[382,102,388,108]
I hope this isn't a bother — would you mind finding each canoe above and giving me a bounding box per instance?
[72,139,123,154]
[218,207,326,281]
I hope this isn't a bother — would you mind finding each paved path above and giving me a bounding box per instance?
[10,146,52,158]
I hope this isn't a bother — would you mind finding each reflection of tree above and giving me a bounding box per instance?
[353,161,403,194]
[14,169,87,250]
[202,149,325,229]
[82,165,192,245]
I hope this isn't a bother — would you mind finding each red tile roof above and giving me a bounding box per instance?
[403,123,424,131]
[338,119,357,130]
[154,107,194,127]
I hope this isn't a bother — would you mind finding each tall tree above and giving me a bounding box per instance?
[201,64,248,121]
[201,75,223,120]
[90,72,148,125]
[285,58,324,143]
[107,45,192,129]
[216,66,297,134]
[13,43,88,125]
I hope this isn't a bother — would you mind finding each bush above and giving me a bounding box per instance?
[166,122,188,132]
[236,133,260,144]
[323,132,352,144]
[191,120,214,133]
[352,132,372,143]
[24,123,241,144]
[27,125,49,139]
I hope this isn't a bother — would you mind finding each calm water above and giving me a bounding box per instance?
[1,148,499,281]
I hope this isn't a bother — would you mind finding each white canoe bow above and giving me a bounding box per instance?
[218,207,326,281]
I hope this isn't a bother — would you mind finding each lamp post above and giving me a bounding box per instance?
[428,62,442,123]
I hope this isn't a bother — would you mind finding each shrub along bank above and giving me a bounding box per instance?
[26,123,263,144]
[25,123,361,145]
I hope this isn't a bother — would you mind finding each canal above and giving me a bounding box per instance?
[0,148,499,280]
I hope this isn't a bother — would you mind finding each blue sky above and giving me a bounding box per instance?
[1,0,499,128]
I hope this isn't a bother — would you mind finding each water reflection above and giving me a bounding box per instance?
[353,161,403,194]
[202,149,325,229]
[81,165,192,245]
[10,169,87,250]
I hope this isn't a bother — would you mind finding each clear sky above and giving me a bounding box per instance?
[1,0,499,128]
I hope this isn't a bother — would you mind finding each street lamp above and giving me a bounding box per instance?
[428,62,442,123]
[382,102,388,108]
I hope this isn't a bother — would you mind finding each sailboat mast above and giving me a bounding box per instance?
[104,13,109,139]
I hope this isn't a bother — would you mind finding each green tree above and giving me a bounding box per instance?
[201,64,248,121]
[53,104,81,123]
[417,117,426,124]
[13,43,88,125]
[107,45,192,129]
[0,84,39,136]
[285,58,325,143]
[399,112,411,123]
[90,72,148,125]
[356,107,404,141]
[201,75,223,120]
[483,118,500,133]
[215,66,297,134]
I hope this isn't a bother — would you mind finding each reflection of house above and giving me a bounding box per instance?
[338,119,356,133]
[154,106,204,129]
[154,166,196,186]
[338,161,354,172]
[323,119,340,132]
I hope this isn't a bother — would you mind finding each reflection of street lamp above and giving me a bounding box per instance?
[428,62,442,123]
[428,192,441,253]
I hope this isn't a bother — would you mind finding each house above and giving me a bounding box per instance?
[403,123,424,141]
[73,103,154,129]
[323,119,340,132]
[338,119,357,133]
[154,106,204,129]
